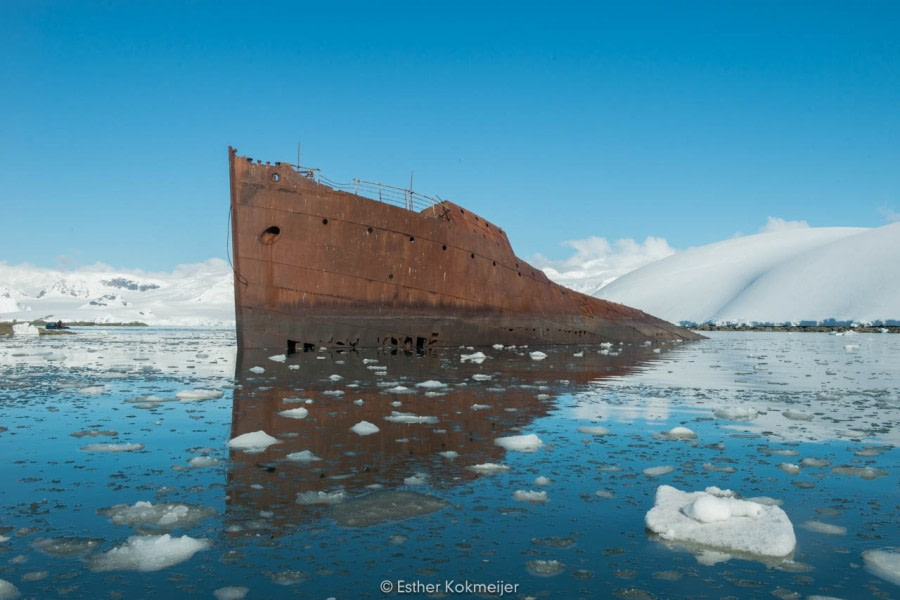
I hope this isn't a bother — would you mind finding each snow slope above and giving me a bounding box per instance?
[0,259,234,326]
[595,223,900,325]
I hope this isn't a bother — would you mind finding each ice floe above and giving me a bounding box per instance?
[81,443,143,453]
[213,587,249,600]
[529,351,548,361]
[494,433,543,452]
[278,407,309,419]
[227,431,280,452]
[645,485,796,558]
[415,380,446,388]
[176,389,224,402]
[268,354,286,362]
[467,463,511,474]
[329,490,449,527]
[460,351,486,363]
[643,465,674,477]
[577,425,610,435]
[384,411,438,424]
[658,426,697,440]
[830,465,887,479]
[351,421,380,436]
[862,547,900,586]
[0,579,19,599]
[801,520,846,535]
[87,534,210,572]
[295,490,347,505]
[31,537,102,556]
[99,501,216,530]
[524,559,565,577]
[513,490,548,503]
[285,450,321,462]
[713,406,759,421]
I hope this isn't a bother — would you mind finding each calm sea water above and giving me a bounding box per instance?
[0,328,897,599]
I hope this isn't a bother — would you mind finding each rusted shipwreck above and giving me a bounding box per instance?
[229,147,700,352]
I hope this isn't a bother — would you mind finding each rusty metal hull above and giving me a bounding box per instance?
[229,147,701,352]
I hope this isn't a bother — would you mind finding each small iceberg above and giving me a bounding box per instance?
[645,485,796,558]
[494,433,543,452]
[227,431,280,452]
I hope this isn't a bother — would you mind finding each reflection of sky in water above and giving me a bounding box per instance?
[0,329,896,598]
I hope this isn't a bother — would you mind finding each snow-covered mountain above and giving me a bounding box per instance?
[3,222,898,329]
[0,259,234,327]
[593,223,900,326]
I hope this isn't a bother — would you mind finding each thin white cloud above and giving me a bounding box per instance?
[759,217,810,233]
[534,236,676,292]
[878,205,900,223]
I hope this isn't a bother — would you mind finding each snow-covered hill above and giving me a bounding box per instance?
[593,223,900,325]
[0,259,234,327]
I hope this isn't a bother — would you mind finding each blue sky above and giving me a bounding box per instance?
[2,1,898,272]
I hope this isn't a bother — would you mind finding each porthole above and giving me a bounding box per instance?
[271,172,280,182]
[409,236,415,243]
[259,225,281,244]
[367,227,373,234]
[470,253,475,259]
[388,273,394,280]
[442,245,447,251]
[322,218,329,225]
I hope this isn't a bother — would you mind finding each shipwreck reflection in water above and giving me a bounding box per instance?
[225,344,672,531]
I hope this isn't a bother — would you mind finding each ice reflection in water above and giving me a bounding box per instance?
[0,329,897,598]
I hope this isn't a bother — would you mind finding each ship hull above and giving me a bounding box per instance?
[229,148,701,352]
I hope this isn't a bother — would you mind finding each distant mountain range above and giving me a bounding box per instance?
[0,259,234,326]
[2,223,898,327]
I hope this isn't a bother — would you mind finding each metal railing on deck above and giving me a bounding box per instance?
[314,173,440,213]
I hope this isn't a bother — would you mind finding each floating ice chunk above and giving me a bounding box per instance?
[800,457,830,467]
[248,366,265,374]
[351,421,380,436]
[329,490,449,527]
[643,465,674,477]
[0,579,19,599]
[295,490,347,505]
[288,364,299,370]
[783,410,813,421]
[71,429,117,438]
[99,501,215,530]
[529,351,548,361]
[328,374,343,381]
[831,465,887,480]
[844,344,860,351]
[384,411,438,424]
[285,450,321,462]
[495,433,543,452]
[645,485,795,557]
[176,389,223,402]
[862,547,900,586]
[713,406,759,421]
[213,587,249,600]
[460,351,487,363]
[323,390,344,396]
[31,537,101,556]
[595,490,615,499]
[534,476,552,486]
[78,385,106,396]
[278,407,309,420]
[227,431,280,452]
[801,521,847,535]
[0,536,8,543]
[660,426,697,440]
[492,344,504,350]
[472,374,492,381]
[471,403,491,410]
[415,380,446,389]
[778,463,801,475]
[385,385,413,393]
[187,456,219,468]
[87,534,209,572]
[81,443,143,453]
[514,490,548,503]
[268,354,286,363]
[525,559,565,576]
[439,450,459,459]
[467,463,510,473]
[404,473,427,486]
[577,425,610,435]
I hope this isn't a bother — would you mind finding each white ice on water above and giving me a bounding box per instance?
[351,421,380,436]
[460,351,487,363]
[0,579,19,599]
[494,433,544,452]
[176,389,224,402]
[645,485,796,557]
[278,407,309,419]
[81,443,144,453]
[513,490,548,503]
[529,351,548,361]
[100,501,215,529]
[295,490,347,505]
[285,450,321,462]
[467,463,510,473]
[384,411,438,424]
[862,547,900,586]
[227,431,280,452]
[87,534,210,572]
[213,587,249,600]
[577,425,610,435]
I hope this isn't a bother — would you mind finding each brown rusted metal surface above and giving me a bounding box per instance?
[229,147,702,352]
